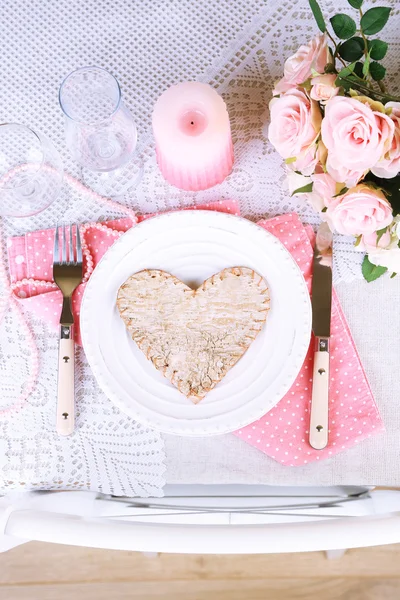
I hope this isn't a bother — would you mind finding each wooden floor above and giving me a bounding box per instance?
[1,542,400,599]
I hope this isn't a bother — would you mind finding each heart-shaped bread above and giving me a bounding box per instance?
[117,267,270,403]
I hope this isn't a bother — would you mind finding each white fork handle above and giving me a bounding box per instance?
[56,337,75,436]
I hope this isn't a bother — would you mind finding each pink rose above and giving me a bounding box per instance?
[321,97,395,186]
[310,74,339,103]
[273,34,329,94]
[290,144,318,176]
[273,78,296,96]
[325,184,393,236]
[325,155,365,188]
[303,172,344,216]
[372,102,400,179]
[289,139,328,177]
[268,88,321,164]
[311,172,338,207]
[358,229,391,252]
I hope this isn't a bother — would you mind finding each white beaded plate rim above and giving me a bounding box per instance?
[81,210,312,436]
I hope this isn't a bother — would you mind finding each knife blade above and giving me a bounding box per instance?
[309,222,333,450]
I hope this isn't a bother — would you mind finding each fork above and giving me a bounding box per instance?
[53,224,83,436]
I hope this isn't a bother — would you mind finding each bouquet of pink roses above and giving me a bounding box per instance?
[268,0,400,281]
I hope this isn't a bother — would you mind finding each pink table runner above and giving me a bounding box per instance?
[7,202,384,465]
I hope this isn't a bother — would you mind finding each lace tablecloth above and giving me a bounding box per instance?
[0,0,399,493]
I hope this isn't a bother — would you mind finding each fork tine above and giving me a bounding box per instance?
[76,224,82,265]
[54,224,59,264]
[62,225,67,264]
[69,225,74,264]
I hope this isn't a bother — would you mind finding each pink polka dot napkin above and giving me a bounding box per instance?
[7,205,384,464]
[233,213,384,465]
[6,200,240,345]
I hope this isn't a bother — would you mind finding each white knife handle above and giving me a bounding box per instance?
[309,337,329,450]
[56,331,75,436]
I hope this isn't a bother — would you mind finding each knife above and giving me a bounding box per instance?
[309,222,333,450]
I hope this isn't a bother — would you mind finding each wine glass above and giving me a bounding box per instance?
[59,66,142,196]
[0,123,63,218]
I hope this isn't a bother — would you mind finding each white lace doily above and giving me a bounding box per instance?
[0,0,398,494]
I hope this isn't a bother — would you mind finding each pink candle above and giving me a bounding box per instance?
[152,82,234,191]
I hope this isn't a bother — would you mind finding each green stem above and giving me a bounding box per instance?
[358,8,388,96]
[358,8,374,89]
[378,80,387,94]
[325,29,347,68]
[359,8,369,58]
[339,76,400,101]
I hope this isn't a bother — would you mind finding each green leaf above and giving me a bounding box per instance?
[362,255,388,282]
[324,62,337,74]
[330,14,357,39]
[291,183,313,196]
[376,227,388,243]
[391,272,397,278]
[347,0,363,7]
[335,64,359,89]
[354,61,364,77]
[361,7,391,35]
[308,0,326,32]
[335,74,356,91]
[333,187,349,198]
[367,39,388,60]
[362,52,371,76]
[338,37,365,61]
[369,61,386,81]
[338,62,356,78]
[335,73,369,93]
[299,79,312,91]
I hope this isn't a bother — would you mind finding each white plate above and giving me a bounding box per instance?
[81,210,311,436]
